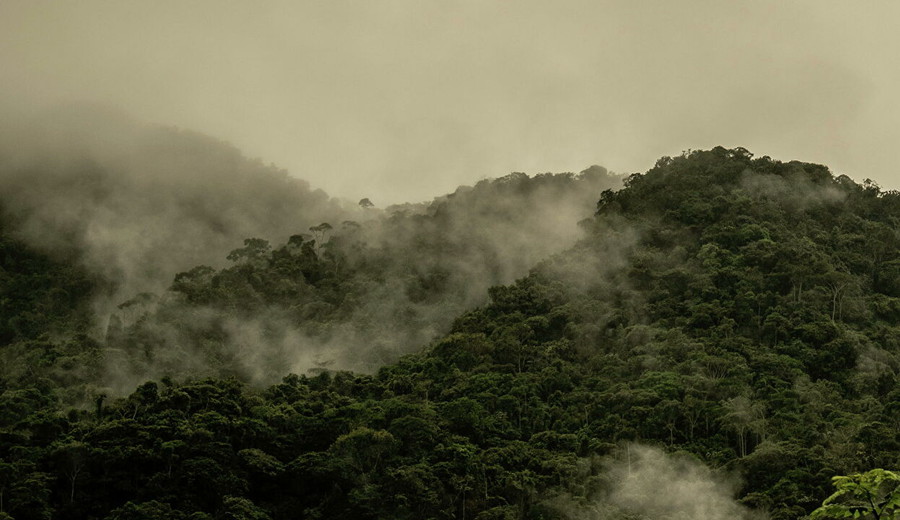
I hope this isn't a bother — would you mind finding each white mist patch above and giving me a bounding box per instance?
[548,445,766,520]
[739,169,846,209]
[605,445,764,520]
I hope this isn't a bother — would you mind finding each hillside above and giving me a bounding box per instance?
[0,111,621,391]
[101,165,621,389]
[1,147,898,519]
[0,106,360,310]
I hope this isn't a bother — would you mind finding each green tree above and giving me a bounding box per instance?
[226,238,271,265]
[811,469,900,520]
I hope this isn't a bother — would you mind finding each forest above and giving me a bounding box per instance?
[1,141,899,519]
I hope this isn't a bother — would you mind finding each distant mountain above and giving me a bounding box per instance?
[0,105,359,311]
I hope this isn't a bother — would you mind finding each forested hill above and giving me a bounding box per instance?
[1,147,899,519]
[100,165,621,389]
[0,105,359,314]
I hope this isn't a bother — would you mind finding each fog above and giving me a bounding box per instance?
[93,155,622,389]
[2,1,899,205]
[0,99,622,388]
[0,106,361,313]
[544,445,766,520]
[1,1,897,389]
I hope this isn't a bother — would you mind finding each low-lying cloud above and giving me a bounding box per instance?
[0,106,623,390]
[547,444,766,520]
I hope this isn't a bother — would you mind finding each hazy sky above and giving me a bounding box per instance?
[2,1,898,204]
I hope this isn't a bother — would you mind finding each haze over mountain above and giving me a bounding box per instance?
[2,1,899,204]
[0,108,623,388]
[2,2,899,518]
[0,107,363,316]
[1,143,897,519]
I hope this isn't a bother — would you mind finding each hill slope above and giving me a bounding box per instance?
[0,109,622,391]
[0,106,358,310]
[1,147,898,520]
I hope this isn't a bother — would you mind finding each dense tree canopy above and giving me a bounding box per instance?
[0,148,898,519]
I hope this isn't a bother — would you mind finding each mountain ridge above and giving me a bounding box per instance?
[1,143,897,519]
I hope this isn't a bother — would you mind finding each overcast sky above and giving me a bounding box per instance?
[2,1,898,204]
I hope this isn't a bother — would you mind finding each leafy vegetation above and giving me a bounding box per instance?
[810,469,900,519]
[0,147,898,519]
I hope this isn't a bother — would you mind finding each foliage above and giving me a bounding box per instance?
[0,148,898,519]
[810,469,900,520]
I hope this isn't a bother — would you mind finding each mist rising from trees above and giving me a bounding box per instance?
[0,107,622,389]
[2,109,898,520]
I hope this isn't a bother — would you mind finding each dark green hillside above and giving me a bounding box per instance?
[0,214,107,405]
[0,148,898,519]
[0,222,94,344]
